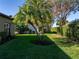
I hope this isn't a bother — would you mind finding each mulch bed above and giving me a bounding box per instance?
[32,40,53,46]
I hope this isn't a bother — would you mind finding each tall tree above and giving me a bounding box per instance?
[14,0,53,36]
[51,0,79,19]
[50,0,79,35]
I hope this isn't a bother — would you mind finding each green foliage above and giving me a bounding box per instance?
[56,19,68,35]
[16,23,28,34]
[14,0,53,33]
[66,19,79,42]
[0,32,6,37]
[0,31,7,43]
[62,25,68,36]
[51,27,57,34]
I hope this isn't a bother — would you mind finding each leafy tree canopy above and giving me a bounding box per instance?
[51,0,79,20]
[14,0,53,27]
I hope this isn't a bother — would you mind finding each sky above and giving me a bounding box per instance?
[0,0,79,22]
[67,11,79,22]
[0,0,25,16]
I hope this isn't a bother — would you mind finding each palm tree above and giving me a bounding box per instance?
[14,0,53,39]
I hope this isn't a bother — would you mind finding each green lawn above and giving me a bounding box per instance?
[0,34,79,59]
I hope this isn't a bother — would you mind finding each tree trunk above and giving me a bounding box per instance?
[28,20,40,39]
[30,24,38,35]
[60,25,63,35]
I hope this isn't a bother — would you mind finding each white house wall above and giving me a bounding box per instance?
[0,16,15,36]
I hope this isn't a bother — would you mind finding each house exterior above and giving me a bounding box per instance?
[0,12,15,36]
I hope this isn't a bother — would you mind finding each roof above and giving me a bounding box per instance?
[0,12,13,20]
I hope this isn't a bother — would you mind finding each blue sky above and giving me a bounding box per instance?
[67,11,79,22]
[0,0,25,16]
[0,0,79,22]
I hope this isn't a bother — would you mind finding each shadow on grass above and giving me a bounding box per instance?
[0,35,71,59]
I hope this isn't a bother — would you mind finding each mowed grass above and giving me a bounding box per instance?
[47,34,79,59]
[0,34,78,59]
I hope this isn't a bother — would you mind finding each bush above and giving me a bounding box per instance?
[52,31,57,34]
[16,23,29,34]
[51,27,58,33]
[63,25,68,36]
[0,32,7,43]
[66,19,79,42]
[0,32,6,38]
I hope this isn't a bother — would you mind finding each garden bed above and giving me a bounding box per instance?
[32,40,53,45]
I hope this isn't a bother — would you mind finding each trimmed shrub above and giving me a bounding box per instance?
[66,19,79,42]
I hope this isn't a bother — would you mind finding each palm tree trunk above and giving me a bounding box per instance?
[28,20,40,39]
[30,24,38,35]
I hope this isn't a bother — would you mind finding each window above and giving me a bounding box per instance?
[4,23,10,31]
